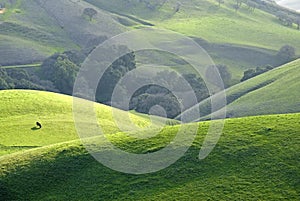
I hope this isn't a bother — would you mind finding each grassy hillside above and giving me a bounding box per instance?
[0,0,127,65]
[86,0,300,81]
[0,90,160,156]
[186,59,300,119]
[1,0,299,80]
[0,113,299,200]
[87,0,300,51]
[225,59,300,117]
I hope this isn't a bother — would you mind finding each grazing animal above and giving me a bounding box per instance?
[36,122,42,129]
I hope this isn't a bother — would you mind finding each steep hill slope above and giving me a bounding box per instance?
[185,59,300,119]
[0,113,299,200]
[224,59,300,117]
[0,90,160,156]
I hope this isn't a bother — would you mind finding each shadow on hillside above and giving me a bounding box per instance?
[31,127,40,131]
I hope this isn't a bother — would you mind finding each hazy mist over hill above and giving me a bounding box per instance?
[276,0,300,12]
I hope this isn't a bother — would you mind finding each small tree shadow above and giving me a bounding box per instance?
[31,127,40,131]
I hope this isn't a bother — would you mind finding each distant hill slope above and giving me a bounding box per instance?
[223,59,300,117]
[186,59,300,119]
[0,113,299,200]
[0,0,127,65]
[86,0,300,51]
[86,0,300,81]
[1,0,299,80]
[0,90,158,156]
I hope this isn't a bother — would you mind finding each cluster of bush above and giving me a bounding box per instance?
[39,48,213,118]
[276,12,300,29]
[241,65,274,82]
[127,72,210,118]
[0,68,56,91]
[241,45,296,82]
[0,34,235,119]
[1,37,296,119]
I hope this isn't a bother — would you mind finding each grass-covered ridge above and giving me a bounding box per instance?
[0,113,299,200]
[1,0,300,76]
[224,59,300,117]
[87,0,300,51]
[86,0,300,81]
[185,59,300,119]
[0,90,161,156]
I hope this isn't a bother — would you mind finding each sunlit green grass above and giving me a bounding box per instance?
[0,113,299,200]
[85,0,300,82]
[87,0,300,52]
[0,90,159,156]
[206,59,300,118]
[226,59,300,115]
[0,63,41,69]
[158,4,300,51]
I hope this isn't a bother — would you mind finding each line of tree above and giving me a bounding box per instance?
[215,0,257,12]
[38,48,214,118]
[241,45,296,82]
[1,44,232,119]
[40,52,81,95]
[128,71,210,118]
[205,64,232,88]
[241,65,274,82]
[0,68,56,91]
[276,11,300,30]
[215,0,300,26]
[39,46,136,103]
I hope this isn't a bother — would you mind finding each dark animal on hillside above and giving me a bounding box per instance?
[36,122,42,129]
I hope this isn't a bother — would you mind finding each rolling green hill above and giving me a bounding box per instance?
[0,90,162,156]
[0,113,299,200]
[185,59,300,120]
[224,59,300,117]
[86,0,300,51]
[0,0,127,65]
[1,0,300,81]
[85,0,300,81]
[86,0,300,80]
[0,1,299,200]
